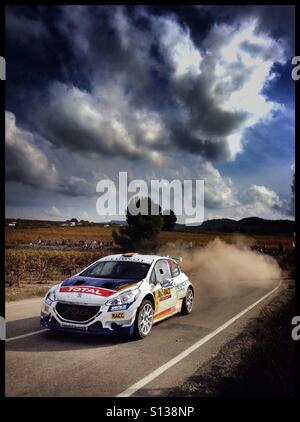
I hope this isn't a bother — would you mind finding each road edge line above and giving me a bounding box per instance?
[116,281,282,397]
[6,329,49,342]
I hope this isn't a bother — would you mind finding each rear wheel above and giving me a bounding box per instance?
[133,299,154,339]
[181,286,194,315]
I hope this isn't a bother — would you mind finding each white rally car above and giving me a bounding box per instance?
[40,252,194,339]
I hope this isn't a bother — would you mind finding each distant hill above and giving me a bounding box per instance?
[5,216,295,235]
[195,217,295,234]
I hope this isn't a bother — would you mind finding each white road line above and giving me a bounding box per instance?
[6,329,49,342]
[116,281,281,397]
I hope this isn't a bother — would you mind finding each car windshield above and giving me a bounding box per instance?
[80,260,150,280]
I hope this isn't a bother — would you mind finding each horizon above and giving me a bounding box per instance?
[5,215,296,224]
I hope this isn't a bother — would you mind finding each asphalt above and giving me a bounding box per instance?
[5,275,282,397]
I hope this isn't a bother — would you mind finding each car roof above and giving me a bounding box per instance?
[99,253,168,265]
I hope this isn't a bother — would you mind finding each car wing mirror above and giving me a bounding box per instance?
[162,278,173,288]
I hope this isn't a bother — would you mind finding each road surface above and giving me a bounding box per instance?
[5,276,282,397]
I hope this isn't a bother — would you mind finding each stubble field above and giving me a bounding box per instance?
[5,225,293,301]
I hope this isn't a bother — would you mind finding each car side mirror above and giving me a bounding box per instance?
[162,278,173,288]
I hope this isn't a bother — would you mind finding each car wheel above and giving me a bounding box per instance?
[134,299,154,339]
[181,287,194,315]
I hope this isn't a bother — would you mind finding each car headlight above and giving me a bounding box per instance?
[106,289,139,306]
[45,290,56,305]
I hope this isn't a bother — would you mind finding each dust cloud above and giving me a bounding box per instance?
[159,237,281,296]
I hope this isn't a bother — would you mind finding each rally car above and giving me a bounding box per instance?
[40,252,194,339]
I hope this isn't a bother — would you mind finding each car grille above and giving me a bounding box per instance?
[55,302,100,322]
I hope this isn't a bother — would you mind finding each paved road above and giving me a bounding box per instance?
[5,276,282,397]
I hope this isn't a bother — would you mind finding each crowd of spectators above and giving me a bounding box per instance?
[8,239,114,250]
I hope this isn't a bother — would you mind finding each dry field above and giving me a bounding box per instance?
[5,225,293,301]
[5,226,113,244]
[6,225,293,249]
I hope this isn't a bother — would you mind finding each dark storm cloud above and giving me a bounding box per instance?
[22,6,262,163]
[168,125,230,160]
[5,111,58,188]
[5,5,294,221]
[6,5,290,165]
[172,74,248,137]
[6,7,50,44]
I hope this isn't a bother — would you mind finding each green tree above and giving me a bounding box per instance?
[112,197,163,252]
[162,209,177,231]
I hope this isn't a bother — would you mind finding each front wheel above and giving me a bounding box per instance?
[133,299,154,339]
[181,286,194,315]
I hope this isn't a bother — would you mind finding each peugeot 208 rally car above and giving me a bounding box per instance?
[40,252,194,339]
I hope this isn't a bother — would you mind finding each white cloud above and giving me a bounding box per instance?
[244,185,283,209]
[44,206,63,218]
[156,16,203,79]
[207,19,286,155]
[155,16,286,160]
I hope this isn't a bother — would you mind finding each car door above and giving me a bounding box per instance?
[150,259,177,319]
[168,258,188,311]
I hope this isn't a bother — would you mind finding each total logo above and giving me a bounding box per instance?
[59,286,116,297]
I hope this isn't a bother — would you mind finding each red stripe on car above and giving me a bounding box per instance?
[154,307,173,319]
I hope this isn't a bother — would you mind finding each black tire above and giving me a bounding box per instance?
[133,299,154,339]
[181,286,194,315]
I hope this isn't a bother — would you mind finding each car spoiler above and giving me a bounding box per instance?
[168,255,183,263]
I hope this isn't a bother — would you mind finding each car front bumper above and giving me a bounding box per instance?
[40,300,137,336]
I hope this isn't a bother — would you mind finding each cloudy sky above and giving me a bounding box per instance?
[5,5,295,223]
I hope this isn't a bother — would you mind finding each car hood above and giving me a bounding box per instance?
[55,275,142,305]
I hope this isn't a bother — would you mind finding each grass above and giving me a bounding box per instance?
[5,283,55,301]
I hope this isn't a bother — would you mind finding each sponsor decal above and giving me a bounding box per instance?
[154,290,159,311]
[175,281,188,291]
[103,256,149,263]
[159,294,172,302]
[108,304,128,312]
[59,286,116,297]
[60,323,88,330]
[112,312,125,319]
[158,288,165,298]
[157,287,172,302]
